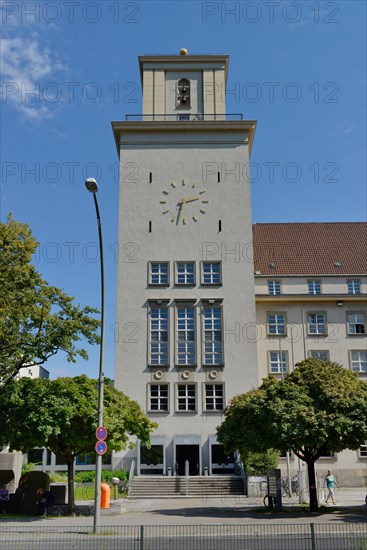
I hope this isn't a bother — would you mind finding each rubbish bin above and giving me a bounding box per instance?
[204,467,208,476]
[111,477,119,500]
[100,483,110,509]
[167,467,172,476]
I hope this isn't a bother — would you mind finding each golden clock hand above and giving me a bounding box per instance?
[184,196,199,203]
[177,198,186,223]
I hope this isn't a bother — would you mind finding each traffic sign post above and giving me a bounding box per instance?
[96,440,108,455]
[96,426,108,441]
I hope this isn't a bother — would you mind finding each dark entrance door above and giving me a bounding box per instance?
[176,445,199,476]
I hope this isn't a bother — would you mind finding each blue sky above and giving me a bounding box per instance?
[1,0,366,380]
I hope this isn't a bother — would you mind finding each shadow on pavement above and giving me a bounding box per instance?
[148,505,367,522]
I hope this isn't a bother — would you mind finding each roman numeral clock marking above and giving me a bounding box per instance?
[159,181,210,225]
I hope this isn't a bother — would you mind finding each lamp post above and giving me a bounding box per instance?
[85,177,105,532]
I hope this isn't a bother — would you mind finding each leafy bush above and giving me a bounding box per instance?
[244,449,280,476]
[74,469,129,483]
[74,471,95,483]
[102,469,128,482]
[49,472,67,482]
[21,462,38,475]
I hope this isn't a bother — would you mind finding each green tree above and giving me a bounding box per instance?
[0,215,100,387]
[0,375,157,514]
[242,450,280,477]
[217,359,367,511]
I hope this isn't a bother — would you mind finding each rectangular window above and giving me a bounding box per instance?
[75,453,111,465]
[176,262,195,285]
[149,384,169,411]
[268,280,281,295]
[309,350,330,361]
[75,453,112,466]
[204,383,224,411]
[267,313,286,336]
[149,262,169,285]
[359,442,367,458]
[307,313,327,335]
[177,384,196,411]
[202,262,221,285]
[350,351,367,373]
[269,351,287,374]
[149,307,168,365]
[348,280,361,295]
[177,307,196,365]
[347,313,365,335]
[308,280,321,295]
[204,307,223,365]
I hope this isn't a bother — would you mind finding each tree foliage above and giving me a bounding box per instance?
[0,375,157,514]
[217,359,367,511]
[242,450,280,477]
[0,215,100,386]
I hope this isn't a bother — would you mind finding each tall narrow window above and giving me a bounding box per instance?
[177,78,191,108]
[149,307,168,365]
[269,351,287,374]
[204,307,223,365]
[268,280,281,295]
[177,307,196,365]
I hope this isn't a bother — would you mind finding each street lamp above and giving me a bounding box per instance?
[85,177,105,532]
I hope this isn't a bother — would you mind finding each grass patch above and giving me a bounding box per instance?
[74,484,95,500]
[74,484,127,501]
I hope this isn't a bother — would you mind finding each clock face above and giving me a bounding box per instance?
[159,180,210,225]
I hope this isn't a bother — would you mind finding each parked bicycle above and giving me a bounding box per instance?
[281,475,299,496]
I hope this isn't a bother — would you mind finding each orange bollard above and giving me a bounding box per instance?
[100,483,110,509]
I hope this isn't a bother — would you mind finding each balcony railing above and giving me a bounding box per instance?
[125,113,243,121]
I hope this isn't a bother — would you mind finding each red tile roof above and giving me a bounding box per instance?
[252,223,367,275]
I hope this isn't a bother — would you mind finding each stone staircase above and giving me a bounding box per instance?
[129,476,245,499]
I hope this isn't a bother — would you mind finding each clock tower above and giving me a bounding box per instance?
[112,51,257,477]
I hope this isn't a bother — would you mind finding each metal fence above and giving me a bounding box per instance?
[125,113,244,121]
[0,523,366,550]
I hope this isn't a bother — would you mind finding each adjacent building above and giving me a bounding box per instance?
[253,222,367,486]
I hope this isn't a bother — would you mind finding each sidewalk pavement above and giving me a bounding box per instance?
[0,487,365,527]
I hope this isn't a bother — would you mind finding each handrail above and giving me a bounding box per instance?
[127,459,135,497]
[125,113,243,121]
[239,460,247,495]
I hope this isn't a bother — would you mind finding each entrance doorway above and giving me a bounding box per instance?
[176,445,199,476]
[211,444,234,475]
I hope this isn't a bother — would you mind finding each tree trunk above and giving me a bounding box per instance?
[67,459,75,515]
[306,459,319,512]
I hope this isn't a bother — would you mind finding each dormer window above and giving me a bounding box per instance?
[177,78,191,108]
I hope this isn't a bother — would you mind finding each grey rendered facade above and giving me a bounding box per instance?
[112,53,258,476]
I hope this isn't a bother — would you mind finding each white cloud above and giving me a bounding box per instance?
[343,125,354,134]
[1,35,66,121]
